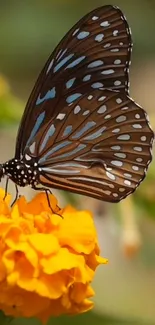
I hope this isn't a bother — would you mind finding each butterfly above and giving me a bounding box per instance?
[1,5,154,204]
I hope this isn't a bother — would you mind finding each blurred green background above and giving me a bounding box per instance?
[0,0,155,324]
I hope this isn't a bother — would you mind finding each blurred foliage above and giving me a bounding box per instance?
[134,162,155,219]
[0,76,22,126]
[0,310,154,325]
[0,1,155,324]
[0,0,155,96]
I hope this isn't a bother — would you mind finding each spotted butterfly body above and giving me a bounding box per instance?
[0,5,154,203]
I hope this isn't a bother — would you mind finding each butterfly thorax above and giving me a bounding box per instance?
[2,158,39,187]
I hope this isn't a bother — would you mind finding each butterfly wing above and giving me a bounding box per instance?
[15,5,132,158]
[23,89,154,202]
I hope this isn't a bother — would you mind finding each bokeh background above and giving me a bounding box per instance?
[0,0,155,324]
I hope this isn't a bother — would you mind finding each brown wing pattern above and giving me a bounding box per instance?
[15,5,132,158]
[23,88,154,202]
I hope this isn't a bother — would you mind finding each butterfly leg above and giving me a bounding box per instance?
[3,177,9,201]
[32,185,62,217]
[44,189,63,218]
[32,185,53,210]
[45,188,54,212]
[11,184,19,207]
[3,178,19,207]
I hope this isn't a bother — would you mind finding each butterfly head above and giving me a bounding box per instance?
[0,164,5,181]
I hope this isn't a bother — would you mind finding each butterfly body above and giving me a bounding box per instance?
[0,159,39,187]
[0,5,154,203]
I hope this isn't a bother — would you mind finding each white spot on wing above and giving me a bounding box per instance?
[77,31,90,40]
[117,134,130,140]
[46,59,54,74]
[116,98,122,104]
[97,105,107,114]
[116,115,126,123]
[124,180,131,186]
[111,48,119,52]
[104,114,111,119]
[136,158,143,162]
[114,153,126,159]
[133,146,142,152]
[132,166,139,171]
[112,128,120,133]
[124,173,132,178]
[83,74,91,82]
[29,142,36,154]
[114,80,121,86]
[114,59,121,65]
[95,34,104,42]
[88,60,104,68]
[98,96,106,101]
[91,82,104,89]
[74,105,81,114]
[72,28,79,36]
[119,187,125,192]
[141,136,147,141]
[56,113,66,120]
[111,160,123,167]
[113,30,118,36]
[25,154,31,161]
[111,145,121,150]
[83,110,90,116]
[100,21,110,27]
[106,171,116,180]
[132,124,142,129]
[101,69,114,75]
[92,16,98,20]
[104,43,111,48]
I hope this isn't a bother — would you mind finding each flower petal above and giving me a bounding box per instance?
[0,191,107,322]
[28,233,60,255]
[58,209,97,254]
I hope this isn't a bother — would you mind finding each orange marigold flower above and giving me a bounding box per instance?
[0,189,107,324]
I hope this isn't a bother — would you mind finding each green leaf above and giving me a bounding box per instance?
[8,316,41,325]
[46,311,153,325]
[1,310,154,325]
[0,311,13,325]
[0,94,22,126]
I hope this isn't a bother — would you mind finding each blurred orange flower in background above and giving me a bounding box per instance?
[0,189,107,324]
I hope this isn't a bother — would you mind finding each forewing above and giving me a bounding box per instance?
[23,89,154,202]
[15,5,132,158]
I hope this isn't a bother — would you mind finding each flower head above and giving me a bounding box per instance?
[0,189,107,323]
